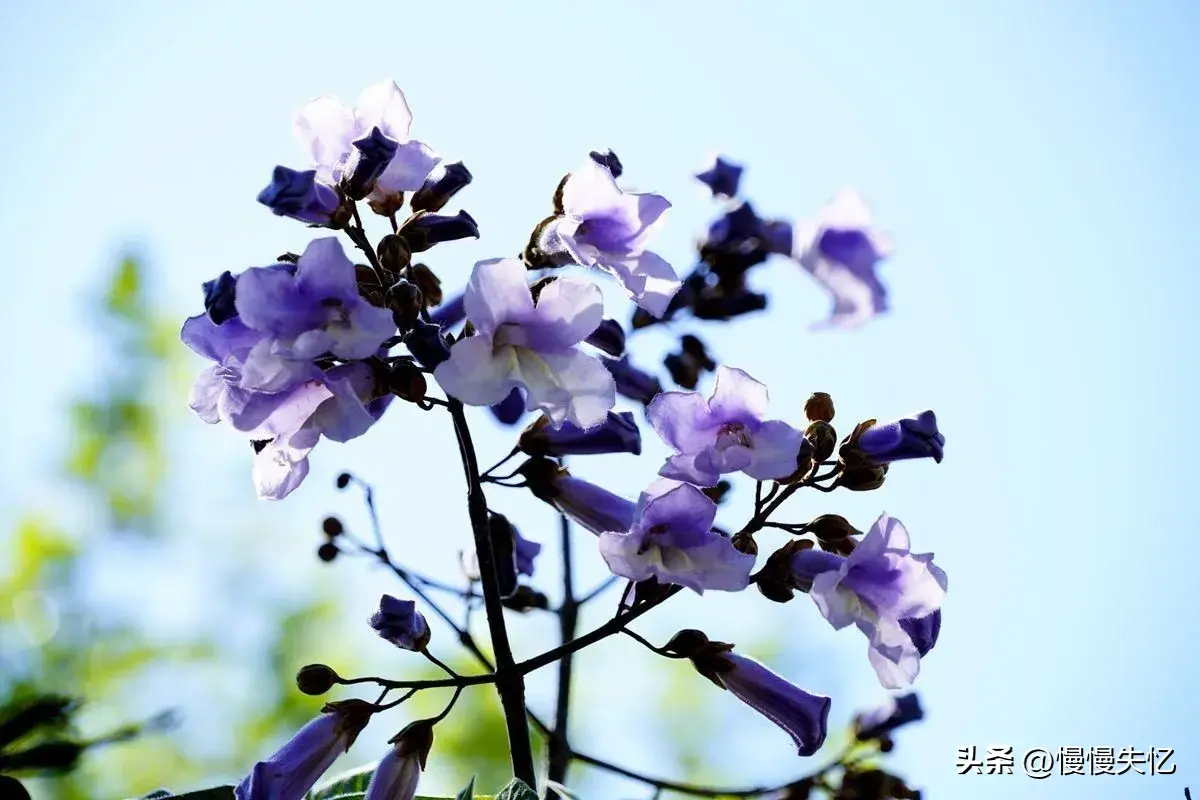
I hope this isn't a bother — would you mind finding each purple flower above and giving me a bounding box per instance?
[234,702,371,800]
[790,188,892,330]
[534,159,680,317]
[584,318,626,358]
[854,692,924,741]
[718,655,831,757]
[900,609,941,657]
[235,238,395,390]
[598,480,754,593]
[647,366,805,487]
[433,259,615,429]
[514,528,542,577]
[518,411,641,457]
[293,79,438,202]
[369,595,431,651]
[410,161,472,213]
[603,356,662,405]
[488,387,528,426]
[398,210,480,253]
[343,127,399,200]
[203,270,239,325]
[365,722,432,800]
[257,166,341,225]
[404,320,452,369]
[531,468,638,536]
[429,293,466,329]
[790,513,946,689]
[695,155,743,199]
[856,411,945,464]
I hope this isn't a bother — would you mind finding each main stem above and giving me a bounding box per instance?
[447,398,537,788]
[546,513,578,797]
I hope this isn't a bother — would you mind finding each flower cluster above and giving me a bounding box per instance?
[184,78,948,800]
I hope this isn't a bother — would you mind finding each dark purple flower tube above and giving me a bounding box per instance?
[854,692,924,741]
[857,410,945,464]
[721,654,830,757]
[589,149,623,178]
[603,357,662,405]
[369,595,431,651]
[405,320,452,369]
[202,270,238,325]
[400,210,480,253]
[257,166,340,224]
[429,293,466,329]
[518,411,641,457]
[489,387,527,425]
[900,609,941,657]
[411,161,473,213]
[585,318,626,358]
[695,156,744,199]
[343,127,399,201]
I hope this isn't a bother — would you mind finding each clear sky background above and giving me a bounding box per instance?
[2,1,1199,798]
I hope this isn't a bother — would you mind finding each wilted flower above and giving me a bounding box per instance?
[695,155,744,199]
[790,513,946,689]
[257,166,341,225]
[854,411,945,464]
[790,188,892,329]
[532,159,680,316]
[293,79,438,203]
[518,411,641,457]
[598,480,754,593]
[433,259,615,429]
[648,366,805,486]
[234,701,372,800]
[369,595,431,651]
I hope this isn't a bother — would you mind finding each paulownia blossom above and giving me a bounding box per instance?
[648,365,804,486]
[598,480,754,593]
[293,78,439,202]
[717,654,831,757]
[695,155,744,200]
[534,159,680,317]
[369,595,431,652]
[791,188,893,330]
[790,513,946,689]
[433,258,616,429]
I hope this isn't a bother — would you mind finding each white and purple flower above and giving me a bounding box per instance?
[598,480,754,594]
[790,513,946,689]
[534,159,680,317]
[647,366,804,487]
[791,188,892,330]
[433,258,616,429]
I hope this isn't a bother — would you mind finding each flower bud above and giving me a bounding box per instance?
[804,392,835,423]
[518,411,641,457]
[202,271,238,325]
[501,585,551,613]
[839,463,888,492]
[398,210,480,253]
[589,149,624,178]
[377,234,412,276]
[603,357,663,405]
[408,264,443,307]
[317,543,339,562]
[387,362,428,404]
[805,420,837,463]
[257,166,341,224]
[322,516,344,537]
[663,628,716,659]
[343,127,400,201]
[410,161,472,213]
[755,539,813,603]
[730,532,758,556]
[370,595,431,651]
[695,156,743,199]
[404,320,452,369]
[388,280,424,331]
[296,663,341,696]
[807,514,860,545]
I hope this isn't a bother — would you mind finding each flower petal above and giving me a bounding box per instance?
[516,348,615,430]
[374,140,439,194]
[354,79,414,142]
[708,366,769,423]
[294,96,356,175]
[528,277,604,350]
[463,258,536,338]
[434,336,518,406]
[294,238,358,302]
[646,391,719,453]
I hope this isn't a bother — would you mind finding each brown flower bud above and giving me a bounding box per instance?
[501,585,551,613]
[317,543,339,562]
[367,189,405,218]
[391,719,435,769]
[756,539,813,600]
[804,392,835,422]
[388,279,424,331]
[663,629,712,659]
[296,663,341,696]
[376,233,412,276]
[839,464,888,492]
[805,420,838,463]
[807,514,861,544]
[388,362,428,404]
[409,263,443,307]
[321,516,344,537]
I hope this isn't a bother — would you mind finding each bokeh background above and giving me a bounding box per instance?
[2,1,1198,798]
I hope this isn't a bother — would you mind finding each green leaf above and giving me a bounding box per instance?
[495,779,538,800]
[126,788,234,800]
[455,777,476,800]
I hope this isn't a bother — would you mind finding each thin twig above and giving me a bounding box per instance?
[547,512,578,798]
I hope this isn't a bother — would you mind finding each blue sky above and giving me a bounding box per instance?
[2,1,1199,797]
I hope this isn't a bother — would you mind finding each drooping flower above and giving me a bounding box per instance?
[532,159,680,317]
[257,166,342,225]
[716,654,831,757]
[235,238,395,391]
[598,480,754,593]
[853,692,924,741]
[410,161,472,213]
[369,595,431,652]
[647,365,805,487]
[518,411,641,457]
[293,79,438,201]
[521,459,638,536]
[603,356,662,405]
[433,258,615,429]
[854,411,945,465]
[790,513,946,689]
[234,701,372,800]
[695,155,744,199]
[364,721,432,800]
[790,188,892,330]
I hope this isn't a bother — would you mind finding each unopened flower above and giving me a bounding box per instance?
[518,411,641,457]
[599,480,754,593]
[342,127,400,200]
[648,366,805,487]
[790,513,946,689]
[410,161,472,213]
[790,188,892,329]
[532,159,680,316]
[257,166,341,225]
[695,155,744,199]
[234,701,372,800]
[369,595,431,651]
[433,259,615,429]
[854,411,945,465]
